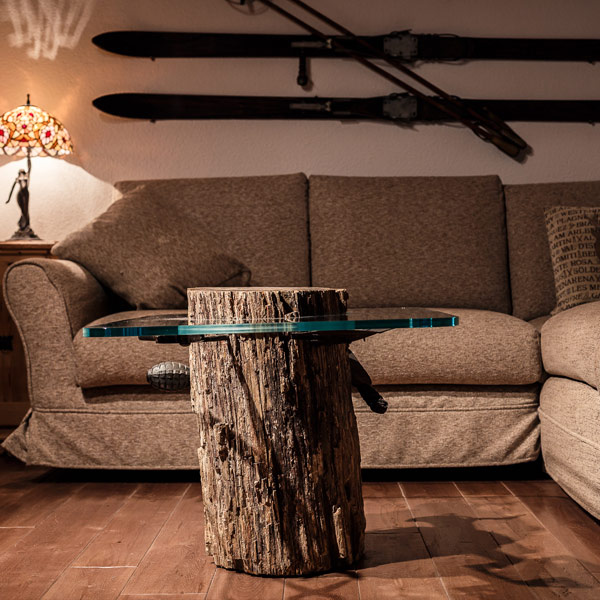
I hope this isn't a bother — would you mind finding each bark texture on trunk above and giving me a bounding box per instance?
[188,287,365,576]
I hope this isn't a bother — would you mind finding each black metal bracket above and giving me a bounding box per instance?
[383,30,418,60]
[0,336,13,351]
[297,54,309,87]
[382,93,418,120]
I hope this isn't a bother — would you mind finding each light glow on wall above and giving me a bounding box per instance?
[5,0,95,60]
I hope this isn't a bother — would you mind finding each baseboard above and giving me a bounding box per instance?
[0,402,29,426]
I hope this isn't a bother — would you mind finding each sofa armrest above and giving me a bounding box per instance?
[3,258,112,409]
[540,300,600,389]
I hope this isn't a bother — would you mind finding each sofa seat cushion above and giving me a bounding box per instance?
[541,301,600,389]
[76,307,542,389]
[74,311,190,388]
[349,308,541,385]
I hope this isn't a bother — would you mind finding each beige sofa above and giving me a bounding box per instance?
[3,174,599,519]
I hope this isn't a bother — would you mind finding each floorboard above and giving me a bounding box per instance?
[0,481,135,600]
[401,481,461,498]
[405,495,538,599]
[207,569,285,600]
[0,526,33,553]
[2,454,600,600]
[73,482,189,568]
[358,532,448,599]
[465,494,600,598]
[41,567,135,600]
[506,493,600,578]
[120,484,216,596]
[284,573,359,600]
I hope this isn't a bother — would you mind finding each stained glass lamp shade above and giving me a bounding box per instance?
[0,95,73,239]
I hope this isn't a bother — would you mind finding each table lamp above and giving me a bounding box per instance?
[0,95,73,240]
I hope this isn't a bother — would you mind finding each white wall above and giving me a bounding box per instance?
[1,0,599,240]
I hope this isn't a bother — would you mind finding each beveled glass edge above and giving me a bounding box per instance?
[84,314,459,338]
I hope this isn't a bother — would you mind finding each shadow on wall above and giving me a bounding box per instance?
[4,0,95,60]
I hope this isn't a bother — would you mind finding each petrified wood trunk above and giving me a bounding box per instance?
[188,287,365,576]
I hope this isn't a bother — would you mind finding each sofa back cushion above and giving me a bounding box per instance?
[114,173,310,290]
[505,180,600,320]
[309,175,510,311]
[53,192,253,309]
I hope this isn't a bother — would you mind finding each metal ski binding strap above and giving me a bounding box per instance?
[383,93,418,120]
[383,31,418,60]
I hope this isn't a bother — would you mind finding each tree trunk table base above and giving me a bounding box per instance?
[189,287,365,576]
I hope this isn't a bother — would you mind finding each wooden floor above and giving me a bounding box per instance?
[1,453,599,600]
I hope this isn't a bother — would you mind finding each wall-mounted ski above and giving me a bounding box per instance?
[93,92,600,123]
[92,30,600,62]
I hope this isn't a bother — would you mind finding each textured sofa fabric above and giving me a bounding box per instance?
[538,303,600,520]
[309,175,510,312]
[356,385,539,468]
[540,377,600,520]
[115,173,310,288]
[53,193,252,309]
[541,301,600,389]
[350,308,541,386]
[3,389,200,469]
[2,173,546,474]
[3,259,111,410]
[505,179,600,321]
[74,311,189,388]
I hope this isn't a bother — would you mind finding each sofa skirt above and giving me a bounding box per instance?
[355,384,540,468]
[539,377,600,520]
[3,384,540,470]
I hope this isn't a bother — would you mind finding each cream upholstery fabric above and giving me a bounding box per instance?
[3,388,199,469]
[355,385,539,468]
[541,301,600,389]
[53,192,252,309]
[115,173,310,289]
[540,377,600,520]
[505,180,600,320]
[528,315,551,333]
[2,383,539,470]
[309,175,510,312]
[74,311,190,388]
[350,308,542,386]
[75,307,542,388]
[544,205,600,314]
[3,259,111,409]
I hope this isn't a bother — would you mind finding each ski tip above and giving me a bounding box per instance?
[92,31,156,57]
[92,31,122,53]
[92,94,140,119]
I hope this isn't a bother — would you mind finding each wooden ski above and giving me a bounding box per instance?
[92,92,600,123]
[92,30,600,62]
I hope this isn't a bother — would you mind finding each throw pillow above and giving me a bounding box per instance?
[52,190,251,309]
[544,205,600,313]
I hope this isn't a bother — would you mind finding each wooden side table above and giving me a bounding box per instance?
[0,240,55,425]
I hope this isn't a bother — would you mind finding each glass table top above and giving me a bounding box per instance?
[84,308,458,338]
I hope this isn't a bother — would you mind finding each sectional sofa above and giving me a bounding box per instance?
[2,173,599,519]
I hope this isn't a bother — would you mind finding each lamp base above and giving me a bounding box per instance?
[10,227,40,240]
